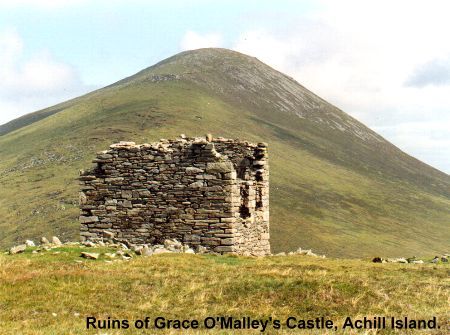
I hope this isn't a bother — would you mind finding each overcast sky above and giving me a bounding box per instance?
[0,0,449,173]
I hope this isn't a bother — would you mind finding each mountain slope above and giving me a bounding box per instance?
[0,48,449,257]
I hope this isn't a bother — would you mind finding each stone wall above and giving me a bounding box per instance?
[79,135,270,256]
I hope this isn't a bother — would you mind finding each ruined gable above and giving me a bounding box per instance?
[79,135,270,256]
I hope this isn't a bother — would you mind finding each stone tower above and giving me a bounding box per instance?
[79,135,270,256]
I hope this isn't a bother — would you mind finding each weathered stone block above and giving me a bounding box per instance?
[206,162,234,173]
[185,167,204,174]
[79,216,99,223]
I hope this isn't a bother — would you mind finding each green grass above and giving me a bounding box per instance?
[0,247,449,334]
[0,48,449,258]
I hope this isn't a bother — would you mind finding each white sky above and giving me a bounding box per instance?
[0,0,449,173]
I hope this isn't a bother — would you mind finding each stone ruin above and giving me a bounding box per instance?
[79,135,270,256]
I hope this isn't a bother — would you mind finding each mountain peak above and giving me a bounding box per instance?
[122,47,387,147]
[116,47,269,86]
[156,47,261,67]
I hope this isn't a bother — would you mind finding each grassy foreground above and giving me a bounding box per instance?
[0,246,449,334]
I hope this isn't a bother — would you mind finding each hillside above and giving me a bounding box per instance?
[0,48,449,257]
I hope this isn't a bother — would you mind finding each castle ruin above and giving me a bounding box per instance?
[79,135,270,256]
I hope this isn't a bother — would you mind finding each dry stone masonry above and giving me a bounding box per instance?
[79,135,270,256]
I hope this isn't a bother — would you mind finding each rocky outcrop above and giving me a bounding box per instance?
[80,252,99,260]
[371,254,449,264]
[9,244,26,255]
[77,238,206,261]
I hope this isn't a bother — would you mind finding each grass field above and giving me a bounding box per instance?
[1,246,448,334]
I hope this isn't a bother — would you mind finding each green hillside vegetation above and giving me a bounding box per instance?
[1,248,449,334]
[0,48,449,257]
